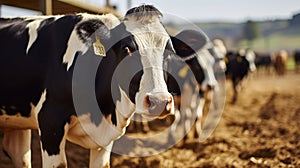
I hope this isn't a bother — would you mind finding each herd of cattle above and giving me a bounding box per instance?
[0,4,299,168]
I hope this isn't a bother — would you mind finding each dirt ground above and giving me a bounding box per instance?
[0,71,300,168]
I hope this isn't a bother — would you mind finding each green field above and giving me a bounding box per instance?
[238,35,300,52]
[193,18,300,53]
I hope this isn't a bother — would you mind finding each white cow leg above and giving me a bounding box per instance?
[194,98,205,139]
[40,131,68,168]
[89,142,113,168]
[184,108,192,140]
[3,129,32,168]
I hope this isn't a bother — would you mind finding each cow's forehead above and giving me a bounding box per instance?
[123,19,170,49]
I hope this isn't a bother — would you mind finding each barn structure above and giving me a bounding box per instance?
[0,0,121,17]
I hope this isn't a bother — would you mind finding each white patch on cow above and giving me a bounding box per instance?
[23,149,32,168]
[212,39,227,71]
[245,49,257,72]
[196,49,218,90]
[195,97,205,138]
[67,88,134,149]
[63,13,120,70]
[0,110,38,129]
[41,123,68,168]
[89,142,113,168]
[24,15,63,21]
[25,16,63,54]
[63,28,89,70]
[34,89,47,115]
[26,19,44,54]
[42,147,67,167]
[212,39,227,59]
[124,17,171,115]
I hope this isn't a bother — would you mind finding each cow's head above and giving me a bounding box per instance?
[171,30,218,94]
[122,5,175,119]
[90,5,175,120]
[245,48,257,72]
[79,6,219,123]
[211,39,227,72]
[239,49,257,72]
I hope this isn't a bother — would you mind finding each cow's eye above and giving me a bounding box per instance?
[123,46,132,56]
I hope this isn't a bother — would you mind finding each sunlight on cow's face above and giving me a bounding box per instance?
[122,9,174,119]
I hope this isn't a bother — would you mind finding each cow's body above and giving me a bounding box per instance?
[255,52,273,75]
[166,30,220,142]
[0,5,187,167]
[0,13,125,168]
[225,49,256,103]
[294,49,300,73]
[273,50,288,76]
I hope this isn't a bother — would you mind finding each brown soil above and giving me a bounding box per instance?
[1,72,300,168]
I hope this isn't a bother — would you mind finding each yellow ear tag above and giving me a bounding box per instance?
[93,35,106,57]
[178,65,189,78]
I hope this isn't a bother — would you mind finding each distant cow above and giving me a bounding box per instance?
[167,30,219,142]
[211,39,227,73]
[225,48,256,103]
[254,52,273,75]
[294,50,300,73]
[0,5,206,167]
[273,50,288,76]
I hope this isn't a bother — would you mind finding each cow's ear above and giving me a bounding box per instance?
[171,29,209,57]
[76,19,110,45]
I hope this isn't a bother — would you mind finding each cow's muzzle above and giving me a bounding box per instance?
[143,93,174,119]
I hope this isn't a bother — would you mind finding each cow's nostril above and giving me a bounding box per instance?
[144,95,151,108]
[207,85,214,90]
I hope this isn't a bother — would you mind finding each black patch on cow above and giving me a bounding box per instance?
[255,53,272,68]
[129,71,143,103]
[95,23,139,126]
[171,35,205,88]
[76,19,110,44]
[175,29,208,53]
[0,17,36,117]
[38,98,72,155]
[294,50,300,63]
[1,14,84,155]
[226,53,250,79]
[166,71,181,96]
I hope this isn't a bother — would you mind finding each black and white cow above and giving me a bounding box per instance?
[0,5,208,168]
[225,49,256,103]
[126,29,219,136]
[127,30,223,142]
[165,30,220,142]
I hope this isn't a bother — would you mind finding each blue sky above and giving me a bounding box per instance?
[1,0,300,22]
[112,0,300,22]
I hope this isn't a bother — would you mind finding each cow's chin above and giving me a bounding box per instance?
[135,107,174,120]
